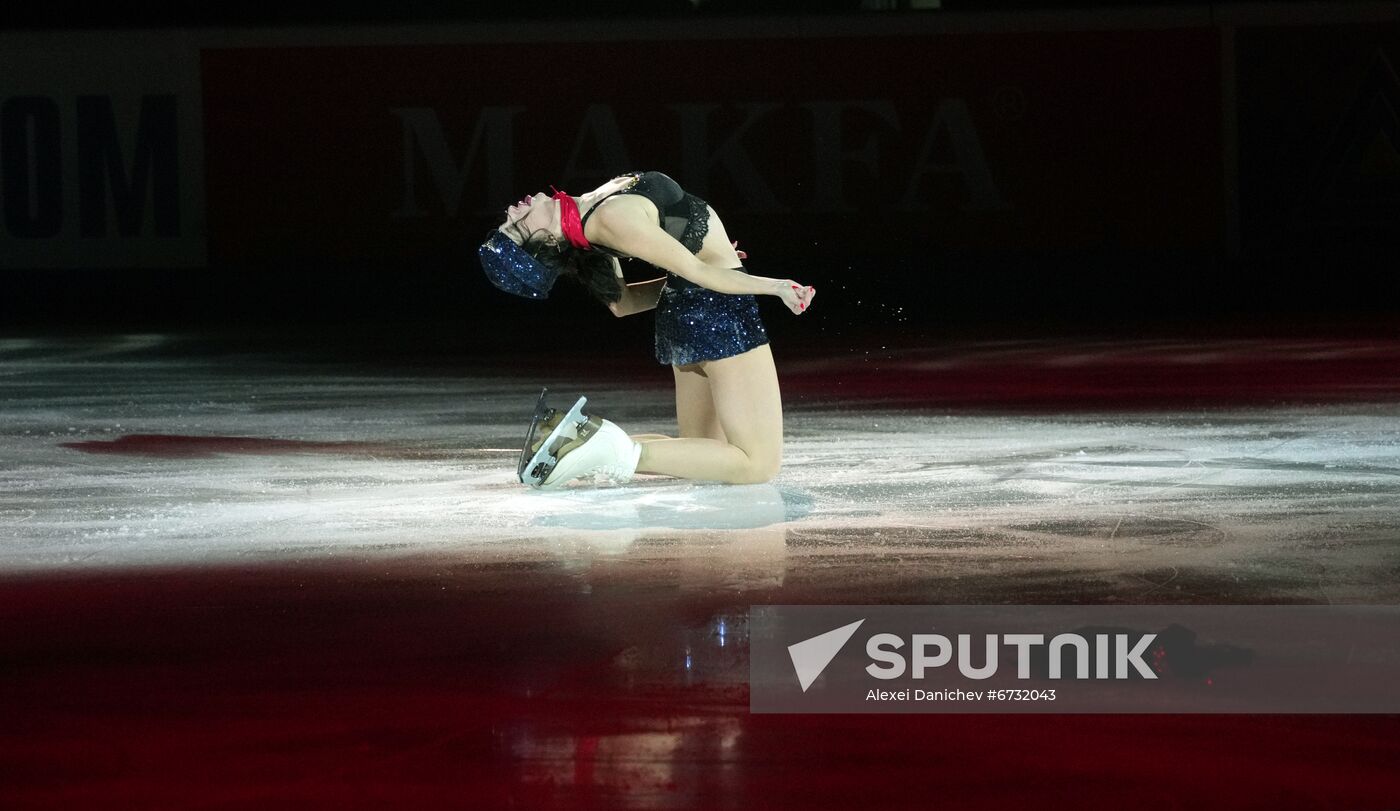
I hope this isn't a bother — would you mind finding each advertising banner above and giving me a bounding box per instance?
[199,27,1223,266]
[0,32,207,269]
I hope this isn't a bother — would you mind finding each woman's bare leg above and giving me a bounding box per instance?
[628,360,731,445]
[673,363,729,442]
[635,344,782,484]
[629,433,673,443]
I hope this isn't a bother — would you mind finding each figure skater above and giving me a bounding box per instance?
[478,171,815,488]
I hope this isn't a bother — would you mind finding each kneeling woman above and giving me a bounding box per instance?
[479,171,815,488]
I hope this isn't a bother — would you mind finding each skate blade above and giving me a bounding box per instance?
[519,395,589,486]
[516,388,551,481]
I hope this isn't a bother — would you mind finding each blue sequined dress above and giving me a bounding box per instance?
[581,172,769,367]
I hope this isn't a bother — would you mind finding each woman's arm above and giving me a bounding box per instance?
[591,204,812,314]
[607,277,667,317]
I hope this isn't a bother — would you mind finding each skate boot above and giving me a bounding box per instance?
[518,389,642,489]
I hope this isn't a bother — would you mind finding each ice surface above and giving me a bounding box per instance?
[2,334,1399,602]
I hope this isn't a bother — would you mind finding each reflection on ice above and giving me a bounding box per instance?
[532,483,806,531]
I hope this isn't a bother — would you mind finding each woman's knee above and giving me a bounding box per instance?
[730,448,781,484]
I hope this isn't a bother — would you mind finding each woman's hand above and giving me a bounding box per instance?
[774,280,816,315]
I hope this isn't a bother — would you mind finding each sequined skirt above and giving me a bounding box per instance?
[654,270,770,366]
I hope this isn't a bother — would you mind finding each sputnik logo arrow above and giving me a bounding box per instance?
[787,619,865,692]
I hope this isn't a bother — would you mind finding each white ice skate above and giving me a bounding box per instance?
[518,389,642,489]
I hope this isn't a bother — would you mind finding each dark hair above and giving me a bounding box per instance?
[510,221,623,305]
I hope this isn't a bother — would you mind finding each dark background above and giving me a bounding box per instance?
[0,0,1336,29]
[3,1,1398,353]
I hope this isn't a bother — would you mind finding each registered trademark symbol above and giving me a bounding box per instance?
[991,86,1027,121]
